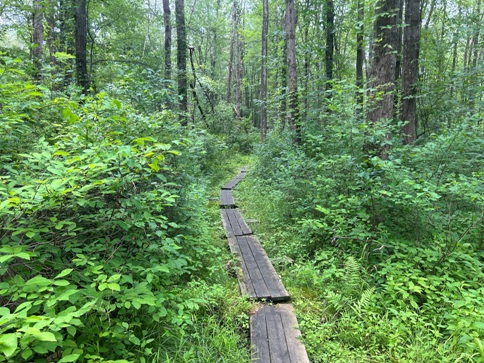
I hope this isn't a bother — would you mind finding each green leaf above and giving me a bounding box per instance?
[0,333,18,358]
[55,269,74,279]
[26,232,35,238]
[58,353,81,362]
[107,283,120,291]
[33,331,56,342]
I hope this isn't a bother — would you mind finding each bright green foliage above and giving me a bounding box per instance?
[0,56,250,362]
[236,101,484,361]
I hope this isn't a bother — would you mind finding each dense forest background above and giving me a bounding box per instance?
[1,0,483,361]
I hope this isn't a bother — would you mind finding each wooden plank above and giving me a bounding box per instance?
[228,209,252,235]
[244,235,290,302]
[220,189,235,207]
[220,209,243,237]
[221,209,252,237]
[221,173,246,190]
[251,307,270,363]
[278,304,310,363]
[265,306,291,363]
[240,167,246,173]
[227,236,250,297]
[236,236,271,299]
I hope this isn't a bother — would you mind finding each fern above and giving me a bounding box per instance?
[351,287,376,317]
[343,256,364,298]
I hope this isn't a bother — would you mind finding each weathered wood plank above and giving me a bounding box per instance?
[220,209,252,237]
[251,306,270,363]
[221,173,246,190]
[266,306,291,363]
[229,209,252,235]
[220,189,236,207]
[220,209,242,237]
[278,304,310,363]
[237,236,271,299]
[251,304,310,363]
[244,235,290,301]
[227,236,250,297]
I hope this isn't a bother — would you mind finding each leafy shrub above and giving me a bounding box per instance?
[0,76,238,361]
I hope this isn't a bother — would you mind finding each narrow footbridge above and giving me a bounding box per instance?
[220,169,310,363]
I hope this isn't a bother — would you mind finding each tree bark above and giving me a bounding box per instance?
[280,11,288,129]
[227,40,234,103]
[285,0,299,141]
[47,0,57,77]
[401,0,422,144]
[175,0,188,124]
[260,0,268,141]
[325,0,334,91]
[163,0,172,82]
[75,0,89,94]
[233,0,243,119]
[366,0,400,159]
[356,0,364,109]
[32,0,44,82]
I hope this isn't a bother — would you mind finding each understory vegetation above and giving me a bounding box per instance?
[0,57,251,362]
[235,106,484,362]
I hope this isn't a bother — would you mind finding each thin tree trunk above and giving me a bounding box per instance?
[189,46,206,121]
[286,0,299,141]
[32,0,44,82]
[303,26,309,119]
[227,40,234,102]
[260,0,269,141]
[47,1,56,79]
[356,0,365,110]
[401,0,422,144]
[423,0,435,30]
[471,0,481,70]
[234,0,242,119]
[75,0,89,94]
[175,0,188,124]
[280,11,288,129]
[394,0,404,82]
[163,0,172,81]
[325,0,334,91]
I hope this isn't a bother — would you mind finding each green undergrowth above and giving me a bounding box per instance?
[235,124,484,362]
[0,60,251,362]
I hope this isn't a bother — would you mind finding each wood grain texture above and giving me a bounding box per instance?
[220,189,236,207]
[251,304,310,363]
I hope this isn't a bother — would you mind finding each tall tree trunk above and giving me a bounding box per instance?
[394,0,404,82]
[366,0,400,159]
[280,12,288,129]
[47,0,56,78]
[356,0,364,110]
[59,0,74,89]
[227,40,234,102]
[32,0,44,82]
[163,0,172,82]
[175,0,188,124]
[260,0,269,141]
[401,0,422,144]
[325,0,334,91]
[471,0,481,69]
[233,0,242,119]
[75,0,89,94]
[303,26,309,120]
[285,0,299,141]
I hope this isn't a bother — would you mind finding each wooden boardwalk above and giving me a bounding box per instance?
[219,168,309,363]
[251,304,309,363]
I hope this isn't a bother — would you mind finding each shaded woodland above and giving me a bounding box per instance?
[0,0,483,361]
